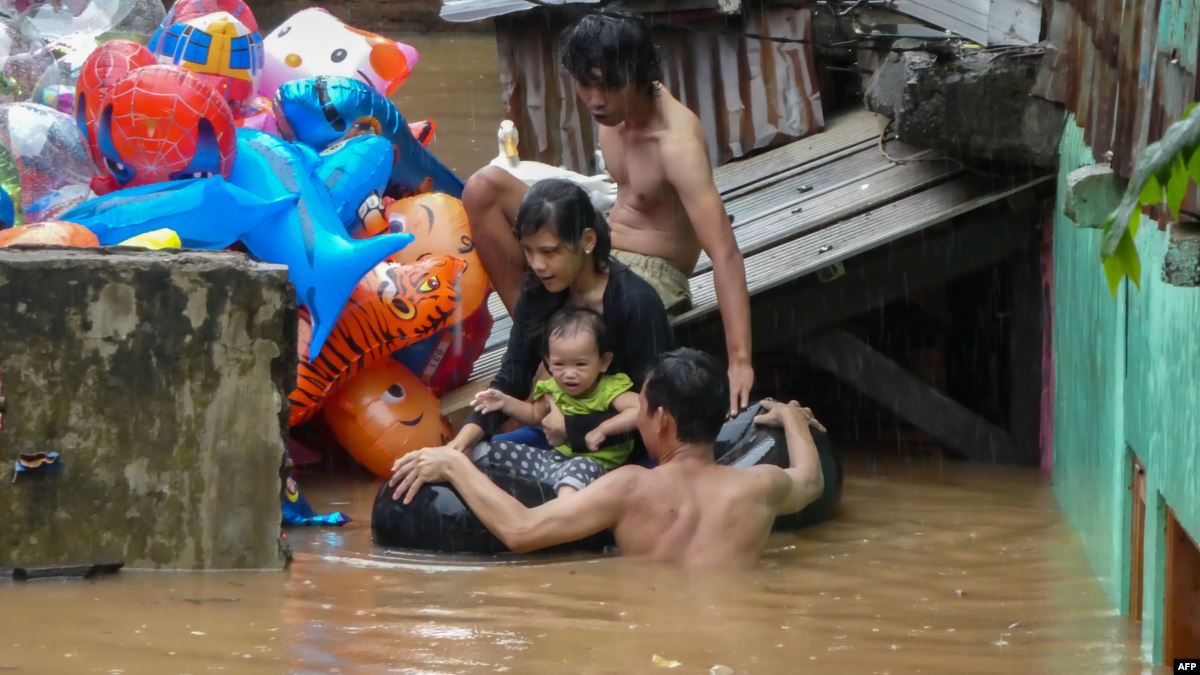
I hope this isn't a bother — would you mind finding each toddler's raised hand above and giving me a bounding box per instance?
[472,388,506,413]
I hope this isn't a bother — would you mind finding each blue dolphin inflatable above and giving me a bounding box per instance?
[65,129,413,360]
[312,134,394,231]
[276,76,465,198]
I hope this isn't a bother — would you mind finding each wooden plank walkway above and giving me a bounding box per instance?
[440,107,1051,416]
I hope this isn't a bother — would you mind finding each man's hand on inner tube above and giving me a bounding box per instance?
[389,446,467,504]
[752,399,826,433]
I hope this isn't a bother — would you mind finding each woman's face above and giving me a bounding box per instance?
[520,225,595,293]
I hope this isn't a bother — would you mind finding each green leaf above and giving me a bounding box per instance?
[1139,173,1163,205]
[1187,102,1199,118]
[1166,154,1190,217]
[1187,144,1200,183]
[1099,101,1200,275]
[1102,214,1143,297]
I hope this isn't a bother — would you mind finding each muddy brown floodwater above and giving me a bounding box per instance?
[0,32,1165,675]
[0,453,1161,674]
[384,33,504,181]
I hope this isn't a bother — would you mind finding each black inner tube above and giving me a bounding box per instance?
[371,403,843,554]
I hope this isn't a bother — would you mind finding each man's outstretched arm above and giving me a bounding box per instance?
[752,400,826,516]
[389,448,632,553]
[663,139,754,416]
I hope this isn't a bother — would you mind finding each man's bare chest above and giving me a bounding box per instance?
[603,141,674,210]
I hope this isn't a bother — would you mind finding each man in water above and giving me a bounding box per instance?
[388,348,826,568]
[463,10,755,416]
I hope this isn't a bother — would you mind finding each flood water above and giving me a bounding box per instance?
[0,31,1162,675]
[386,33,504,180]
[0,452,1155,674]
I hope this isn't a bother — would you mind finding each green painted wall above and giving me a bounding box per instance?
[1052,118,1130,608]
[1053,115,1200,664]
[1123,214,1200,659]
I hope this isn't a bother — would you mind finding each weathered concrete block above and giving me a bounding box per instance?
[863,39,932,119]
[0,248,296,570]
[1064,163,1127,227]
[865,45,1065,169]
[1163,222,1200,287]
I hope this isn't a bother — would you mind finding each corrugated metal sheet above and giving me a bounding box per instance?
[987,0,1044,45]
[493,6,823,173]
[893,0,1041,45]
[439,0,599,23]
[896,0,990,44]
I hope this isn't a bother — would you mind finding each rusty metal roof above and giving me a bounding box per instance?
[1033,0,1199,177]
[493,5,825,174]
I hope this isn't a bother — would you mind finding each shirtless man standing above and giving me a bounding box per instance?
[388,348,826,568]
[463,10,755,416]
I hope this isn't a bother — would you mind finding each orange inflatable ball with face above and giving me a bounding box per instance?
[325,359,452,478]
[0,221,99,247]
[358,192,489,319]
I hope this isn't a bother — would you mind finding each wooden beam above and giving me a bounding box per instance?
[800,329,1024,463]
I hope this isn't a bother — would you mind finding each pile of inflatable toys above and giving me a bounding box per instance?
[0,0,494,526]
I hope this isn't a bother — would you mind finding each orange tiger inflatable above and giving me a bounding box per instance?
[289,254,467,426]
[358,192,489,319]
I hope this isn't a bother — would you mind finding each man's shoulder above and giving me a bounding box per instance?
[740,463,793,505]
[601,464,651,491]
[660,97,706,143]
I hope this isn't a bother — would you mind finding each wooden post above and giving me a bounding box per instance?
[1164,506,1200,662]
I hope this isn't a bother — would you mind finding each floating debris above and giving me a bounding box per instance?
[652,654,682,668]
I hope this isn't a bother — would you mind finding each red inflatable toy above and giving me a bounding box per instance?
[75,41,158,182]
[88,65,237,194]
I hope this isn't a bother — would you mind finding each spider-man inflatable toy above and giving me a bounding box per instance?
[74,40,158,182]
[80,64,237,194]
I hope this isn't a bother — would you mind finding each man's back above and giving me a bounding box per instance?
[611,458,782,568]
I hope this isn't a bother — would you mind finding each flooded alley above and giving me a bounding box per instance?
[2,2,1198,672]
[0,453,1152,674]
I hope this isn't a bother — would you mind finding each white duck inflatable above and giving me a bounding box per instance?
[489,120,618,216]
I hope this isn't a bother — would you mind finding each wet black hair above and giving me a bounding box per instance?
[513,178,611,274]
[560,9,663,96]
[546,306,611,356]
[643,348,728,444]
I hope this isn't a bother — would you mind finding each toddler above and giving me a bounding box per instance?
[472,306,638,495]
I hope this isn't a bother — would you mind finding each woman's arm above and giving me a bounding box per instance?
[446,422,486,452]
[584,392,639,451]
[463,292,544,436]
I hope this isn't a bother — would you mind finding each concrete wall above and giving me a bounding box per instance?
[0,248,295,571]
[1053,115,1200,663]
